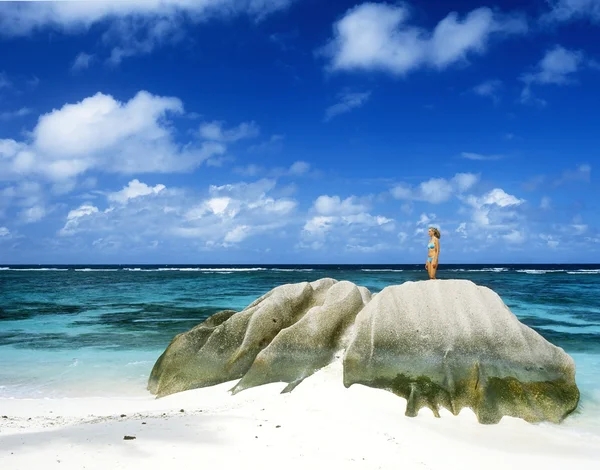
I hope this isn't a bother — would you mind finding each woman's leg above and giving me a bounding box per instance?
[426,261,434,279]
[431,264,437,280]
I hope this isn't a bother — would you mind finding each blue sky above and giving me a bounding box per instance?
[0,0,598,264]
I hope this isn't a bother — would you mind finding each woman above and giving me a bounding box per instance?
[425,227,441,280]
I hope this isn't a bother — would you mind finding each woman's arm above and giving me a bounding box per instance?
[434,238,440,267]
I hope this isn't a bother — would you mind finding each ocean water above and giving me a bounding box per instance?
[1,264,599,433]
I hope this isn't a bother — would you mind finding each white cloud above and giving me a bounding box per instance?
[0,91,255,184]
[461,152,503,161]
[19,205,46,224]
[391,173,479,203]
[479,188,525,207]
[234,160,313,178]
[72,52,95,71]
[108,179,166,204]
[324,90,371,121]
[345,243,389,253]
[524,45,583,85]
[540,196,552,210]
[472,79,502,102]
[303,216,336,237]
[301,197,394,250]
[416,213,436,227]
[0,1,295,63]
[0,226,11,237]
[60,204,100,235]
[0,181,45,219]
[520,46,594,104]
[540,234,560,249]
[59,178,298,244]
[321,3,527,75]
[456,222,468,238]
[248,134,284,154]
[503,230,525,244]
[313,195,369,216]
[67,204,100,220]
[463,188,525,229]
[0,108,33,121]
[288,161,311,176]
[199,120,260,142]
[391,184,413,200]
[224,225,252,243]
[541,0,600,23]
[419,178,454,203]
[555,164,591,185]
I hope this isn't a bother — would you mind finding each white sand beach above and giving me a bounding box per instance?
[1,360,599,470]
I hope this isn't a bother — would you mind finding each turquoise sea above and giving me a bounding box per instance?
[1,264,599,434]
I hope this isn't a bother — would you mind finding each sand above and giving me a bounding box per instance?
[1,360,599,470]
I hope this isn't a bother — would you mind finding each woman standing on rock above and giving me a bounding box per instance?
[426,227,441,280]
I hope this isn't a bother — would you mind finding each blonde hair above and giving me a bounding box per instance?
[429,227,441,239]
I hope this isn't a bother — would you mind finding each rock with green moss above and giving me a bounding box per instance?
[149,278,579,424]
[343,279,579,424]
[149,278,338,397]
[232,280,371,394]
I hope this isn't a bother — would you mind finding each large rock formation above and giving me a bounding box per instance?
[343,280,579,424]
[148,278,579,424]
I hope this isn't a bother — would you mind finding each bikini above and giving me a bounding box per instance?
[427,241,435,263]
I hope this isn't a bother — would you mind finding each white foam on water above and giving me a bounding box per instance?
[3,268,69,271]
[361,269,404,272]
[567,270,600,275]
[75,268,119,272]
[516,269,566,274]
[270,269,315,272]
[467,267,509,272]
[125,267,269,272]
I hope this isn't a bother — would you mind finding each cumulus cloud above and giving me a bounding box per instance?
[19,205,46,224]
[463,188,525,228]
[503,230,525,244]
[0,1,295,63]
[59,178,298,248]
[0,91,256,184]
[472,79,502,103]
[0,226,10,237]
[391,173,479,204]
[0,108,33,121]
[324,90,371,121]
[224,225,252,243]
[301,193,393,250]
[320,3,527,76]
[471,188,525,208]
[60,204,100,235]
[520,45,593,105]
[108,179,166,204]
[540,233,560,249]
[199,120,260,142]
[313,195,369,216]
[288,161,311,176]
[541,0,600,23]
[71,52,95,71]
